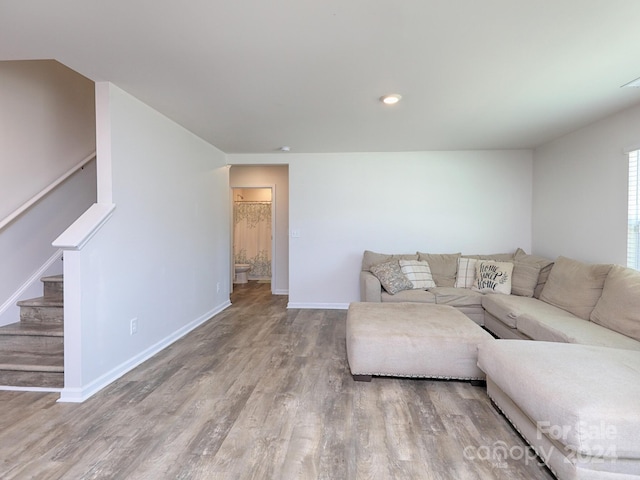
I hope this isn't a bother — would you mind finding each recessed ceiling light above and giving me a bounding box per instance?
[380,94,402,105]
[622,77,640,88]
[279,146,291,152]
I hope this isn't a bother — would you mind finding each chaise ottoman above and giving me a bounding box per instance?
[478,340,640,480]
[346,302,494,381]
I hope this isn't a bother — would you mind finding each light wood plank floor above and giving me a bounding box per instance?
[0,283,554,479]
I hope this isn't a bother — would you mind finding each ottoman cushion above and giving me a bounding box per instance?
[346,302,494,380]
[478,340,640,459]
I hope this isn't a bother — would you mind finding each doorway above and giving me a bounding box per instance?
[231,187,273,286]
[229,165,289,296]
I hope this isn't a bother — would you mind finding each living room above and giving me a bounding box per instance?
[1,2,640,477]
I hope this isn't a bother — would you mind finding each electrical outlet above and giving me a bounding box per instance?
[130,317,138,335]
[217,282,221,293]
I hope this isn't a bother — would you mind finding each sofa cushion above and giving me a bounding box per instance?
[381,289,436,303]
[429,287,483,307]
[539,256,612,320]
[399,259,436,289]
[417,252,461,287]
[370,261,413,295]
[472,261,513,294]
[454,257,477,288]
[481,294,569,329]
[511,248,554,298]
[361,250,418,272]
[478,340,640,459]
[590,265,640,342]
[463,252,515,262]
[517,312,640,351]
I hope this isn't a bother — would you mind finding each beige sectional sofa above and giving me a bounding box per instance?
[360,248,553,326]
[359,249,640,479]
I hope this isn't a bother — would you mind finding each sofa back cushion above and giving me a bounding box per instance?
[539,256,612,320]
[463,252,515,262]
[361,250,418,272]
[417,252,461,287]
[511,248,554,298]
[590,265,640,342]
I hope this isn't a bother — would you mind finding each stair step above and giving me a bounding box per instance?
[0,351,64,388]
[0,322,63,336]
[2,275,65,388]
[0,352,63,371]
[41,274,63,300]
[0,323,63,355]
[16,296,63,325]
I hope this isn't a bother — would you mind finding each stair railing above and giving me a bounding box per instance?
[0,152,96,232]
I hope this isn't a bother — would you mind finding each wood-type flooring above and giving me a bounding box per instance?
[0,282,555,479]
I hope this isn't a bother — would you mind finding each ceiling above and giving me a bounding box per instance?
[2,1,640,154]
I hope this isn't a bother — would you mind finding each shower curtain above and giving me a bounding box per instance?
[233,201,272,279]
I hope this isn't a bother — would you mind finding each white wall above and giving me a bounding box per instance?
[0,60,96,328]
[0,161,97,327]
[61,83,230,402]
[230,151,533,308]
[228,165,289,294]
[0,60,96,219]
[533,102,640,265]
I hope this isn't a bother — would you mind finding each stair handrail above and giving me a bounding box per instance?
[0,151,97,233]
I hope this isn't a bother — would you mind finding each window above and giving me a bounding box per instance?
[628,149,640,270]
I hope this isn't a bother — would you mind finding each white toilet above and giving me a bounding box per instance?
[234,264,251,284]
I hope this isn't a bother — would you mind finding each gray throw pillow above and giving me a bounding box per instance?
[370,260,413,295]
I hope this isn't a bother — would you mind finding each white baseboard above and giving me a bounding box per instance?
[287,302,349,310]
[0,385,63,394]
[273,289,289,295]
[58,300,232,403]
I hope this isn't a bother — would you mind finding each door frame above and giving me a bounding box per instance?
[229,184,277,294]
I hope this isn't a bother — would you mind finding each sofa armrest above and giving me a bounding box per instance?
[360,271,382,302]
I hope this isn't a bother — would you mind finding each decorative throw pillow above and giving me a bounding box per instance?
[472,261,514,294]
[361,250,418,272]
[511,248,555,298]
[370,260,413,295]
[454,258,478,289]
[399,260,436,289]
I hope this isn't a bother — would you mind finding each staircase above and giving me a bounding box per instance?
[0,275,64,388]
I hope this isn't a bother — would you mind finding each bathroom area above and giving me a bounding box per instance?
[232,187,273,285]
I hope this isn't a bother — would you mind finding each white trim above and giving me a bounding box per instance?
[52,202,116,250]
[287,302,349,310]
[229,184,277,293]
[0,386,63,393]
[0,250,62,326]
[57,301,231,403]
[273,289,289,295]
